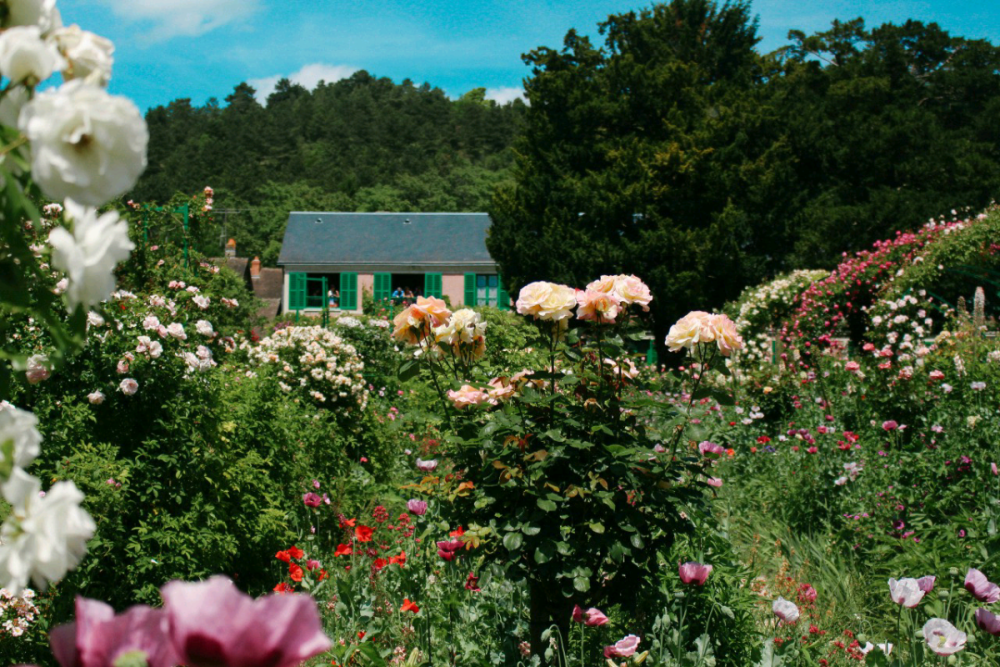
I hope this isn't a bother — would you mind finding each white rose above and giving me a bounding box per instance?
[192,295,210,310]
[147,341,162,359]
[195,320,214,338]
[86,390,104,405]
[516,281,576,321]
[4,0,61,34]
[50,25,113,86]
[118,378,138,396]
[0,402,42,474]
[24,354,49,384]
[665,311,714,352]
[0,26,61,84]
[48,200,134,310]
[86,311,104,327]
[142,315,160,331]
[19,80,148,206]
[0,477,95,593]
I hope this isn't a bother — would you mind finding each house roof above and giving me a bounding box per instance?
[277,212,495,268]
[209,257,249,279]
[253,268,284,300]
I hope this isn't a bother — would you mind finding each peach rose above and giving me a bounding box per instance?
[516,281,577,321]
[486,377,515,404]
[708,314,743,356]
[447,384,488,409]
[664,311,714,352]
[411,296,452,328]
[576,288,620,324]
[614,275,652,311]
[393,296,452,345]
[585,275,617,294]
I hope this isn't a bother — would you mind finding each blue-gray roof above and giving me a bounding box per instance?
[278,212,495,268]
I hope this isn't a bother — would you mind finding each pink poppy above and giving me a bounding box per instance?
[916,576,936,592]
[49,597,179,667]
[965,569,1000,603]
[436,540,463,561]
[976,608,1000,636]
[604,635,640,658]
[406,499,428,515]
[882,420,898,431]
[161,576,332,667]
[302,493,322,508]
[678,562,713,586]
[698,441,725,456]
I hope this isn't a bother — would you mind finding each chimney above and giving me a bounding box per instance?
[251,257,261,280]
[225,238,236,258]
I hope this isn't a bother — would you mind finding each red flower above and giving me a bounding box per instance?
[273,582,294,594]
[465,572,481,592]
[339,517,357,528]
[450,526,465,538]
[288,546,304,560]
[357,631,365,640]
[275,550,291,563]
[289,564,304,582]
[355,525,374,542]
[373,558,388,570]
[389,551,407,567]
[757,436,771,444]
[318,569,328,581]
[398,513,411,525]
[401,599,420,614]
[334,544,353,557]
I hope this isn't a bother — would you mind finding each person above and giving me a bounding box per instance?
[404,288,415,302]
[392,286,404,304]
[331,289,340,308]
[327,290,336,307]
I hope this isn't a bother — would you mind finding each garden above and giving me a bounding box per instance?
[4,3,1000,667]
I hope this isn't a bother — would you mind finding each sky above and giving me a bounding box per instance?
[60,0,1000,112]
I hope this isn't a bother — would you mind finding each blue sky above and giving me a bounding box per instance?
[61,0,1000,111]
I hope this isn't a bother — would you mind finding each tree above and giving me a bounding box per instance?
[488,0,784,355]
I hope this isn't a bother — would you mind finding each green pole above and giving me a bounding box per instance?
[142,206,149,244]
[180,203,190,269]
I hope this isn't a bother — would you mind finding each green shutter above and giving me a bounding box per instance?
[424,273,443,299]
[497,274,510,310]
[340,272,358,310]
[288,272,306,311]
[646,339,659,367]
[374,272,391,302]
[464,273,476,307]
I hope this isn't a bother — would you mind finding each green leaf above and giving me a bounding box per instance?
[522,524,541,536]
[589,522,605,534]
[630,533,645,549]
[397,358,422,382]
[534,547,551,564]
[502,532,523,551]
[537,498,557,512]
[573,576,590,592]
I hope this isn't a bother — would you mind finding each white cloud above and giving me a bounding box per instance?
[248,63,359,102]
[484,86,527,105]
[99,0,262,40]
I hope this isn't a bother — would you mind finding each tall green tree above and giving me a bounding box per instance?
[488,0,785,352]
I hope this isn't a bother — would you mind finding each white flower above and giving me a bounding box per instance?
[86,391,104,405]
[19,80,148,206]
[147,341,162,359]
[0,402,42,475]
[85,311,103,327]
[192,295,210,310]
[53,277,67,295]
[142,315,160,331]
[24,354,49,384]
[118,378,138,396]
[4,0,61,34]
[195,320,214,338]
[0,476,95,593]
[772,597,799,623]
[48,200,133,310]
[923,618,966,656]
[0,26,61,84]
[166,323,186,340]
[49,25,113,86]
[888,577,925,608]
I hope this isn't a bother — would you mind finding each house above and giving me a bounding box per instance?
[277,212,510,314]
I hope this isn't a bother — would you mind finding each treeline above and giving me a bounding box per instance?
[488,1,1000,350]
[133,74,526,264]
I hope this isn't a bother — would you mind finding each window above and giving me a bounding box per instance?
[477,274,498,307]
[464,273,510,309]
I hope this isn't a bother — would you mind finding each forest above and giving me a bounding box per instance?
[133,2,1000,332]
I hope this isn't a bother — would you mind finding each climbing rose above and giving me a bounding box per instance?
[447,385,488,409]
[50,25,114,86]
[49,201,133,310]
[0,25,62,84]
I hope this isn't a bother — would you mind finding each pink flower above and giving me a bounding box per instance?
[119,378,138,396]
[705,477,723,488]
[678,562,713,585]
[26,355,50,384]
[992,462,998,476]
[976,607,1000,636]
[965,569,1000,603]
[698,441,725,456]
[415,459,438,472]
[882,420,898,431]
[888,578,925,607]
[436,540,463,561]
[406,499,428,515]
[603,634,640,658]
[49,597,180,667]
[916,576,936,592]
[312,479,320,489]
[845,361,860,372]
[161,576,332,667]
[572,605,609,626]
[772,597,799,623]
[302,493,322,509]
